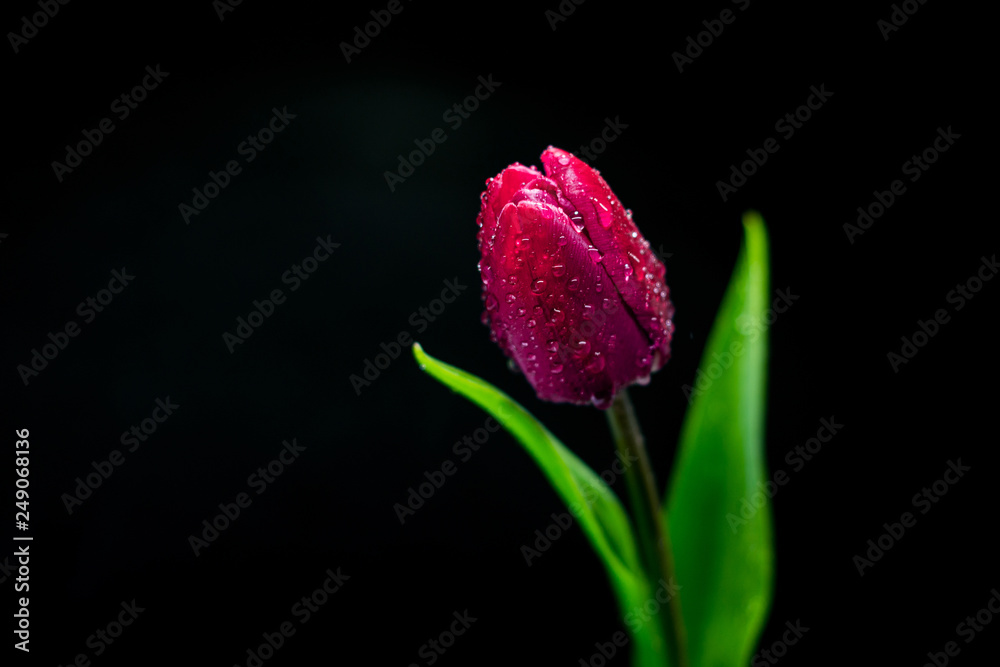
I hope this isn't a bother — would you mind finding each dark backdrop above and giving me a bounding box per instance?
[3,1,994,665]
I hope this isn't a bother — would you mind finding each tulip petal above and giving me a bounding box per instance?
[541,147,674,371]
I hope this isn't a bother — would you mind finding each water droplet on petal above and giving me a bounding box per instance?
[531,278,546,294]
[552,264,566,277]
[568,277,580,291]
[505,293,516,304]
[594,198,612,228]
[546,339,558,353]
[557,235,568,246]
[588,247,602,263]
[527,318,537,328]
[550,362,564,374]
[516,307,526,317]
[550,308,565,324]
[585,354,605,374]
[485,294,498,311]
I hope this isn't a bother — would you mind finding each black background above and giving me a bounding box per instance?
[3,1,994,665]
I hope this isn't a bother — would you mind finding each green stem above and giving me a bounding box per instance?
[607,389,688,667]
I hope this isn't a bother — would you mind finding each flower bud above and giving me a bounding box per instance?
[476,147,674,408]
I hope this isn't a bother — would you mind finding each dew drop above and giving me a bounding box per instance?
[516,307,526,317]
[557,235,568,247]
[571,336,591,358]
[550,363,564,374]
[505,293,516,304]
[551,264,566,277]
[527,318,537,328]
[582,303,594,320]
[550,308,565,324]
[594,198,612,228]
[568,277,580,291]
[588,247,602,263]
[636,352,651,368]
[485,294,498,311]
[531,278,547,294]
[585,354,605,374]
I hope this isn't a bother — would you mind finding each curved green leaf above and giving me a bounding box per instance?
[665,212,774,667]
[413,343,666,666]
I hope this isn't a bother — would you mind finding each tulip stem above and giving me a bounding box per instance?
[607,390,688,667]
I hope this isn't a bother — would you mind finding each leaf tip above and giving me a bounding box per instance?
[412,342,428,371]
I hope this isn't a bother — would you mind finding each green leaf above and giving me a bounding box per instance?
[665,211,774,667]
[413,343,667,667]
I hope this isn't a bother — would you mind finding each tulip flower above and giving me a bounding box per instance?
[476,146,675,408]
[415,141,773,667]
